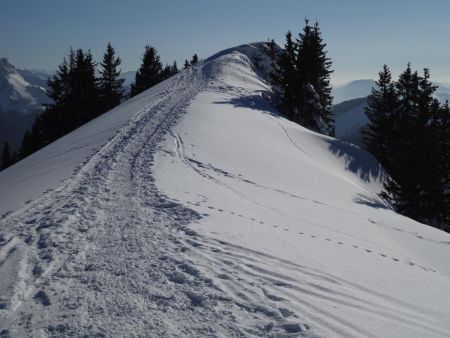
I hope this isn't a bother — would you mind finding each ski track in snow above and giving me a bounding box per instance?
[0,61,315,337]
[0,45,449,337]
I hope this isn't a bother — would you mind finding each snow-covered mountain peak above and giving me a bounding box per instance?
[0,58,15,75]
[0,57,49,114]
[0,44,449,337]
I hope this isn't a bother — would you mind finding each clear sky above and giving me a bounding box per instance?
[2,0,450,85]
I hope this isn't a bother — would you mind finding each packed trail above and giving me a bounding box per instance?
[0,43,449,337]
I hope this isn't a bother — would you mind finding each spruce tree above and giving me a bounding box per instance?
[70,49,99,124]
[365,63,450,229]
[362,65,397,169]
[171,61,179,75]
[130,45,163,97]
[295,20,334,136]
[183,59,190,69]
[162,64,172,80]
[190,54,199,65]
[1,142,11,170]
[99,43,124,111]
[271,31,296,120]
[272,21,334,136]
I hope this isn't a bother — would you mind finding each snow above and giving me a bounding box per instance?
[0,43,449,337]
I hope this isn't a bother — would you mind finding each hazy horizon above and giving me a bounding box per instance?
[3,0,450,85]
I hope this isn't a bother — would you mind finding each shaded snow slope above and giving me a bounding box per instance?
[0,43,449,337]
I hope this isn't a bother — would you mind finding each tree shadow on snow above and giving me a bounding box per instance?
[326,139,386,184]
[213,92,282,118]
[214,92,386,188]
[353,193,389,210]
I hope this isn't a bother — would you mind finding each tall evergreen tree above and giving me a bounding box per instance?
[99,43,124,111]
[362,64,398,168]
[190,54,199,65]
[183,59,190,69]
[1,142,12,170]
[171,61,179,75]
[295,20,334,135]
[271,21,334,136]
[365,63,450,229]
[162,64,172,80]
[130,45,163,97]
[271,31,297,120]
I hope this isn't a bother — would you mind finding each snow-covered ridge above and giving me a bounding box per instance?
[0,43,449,337]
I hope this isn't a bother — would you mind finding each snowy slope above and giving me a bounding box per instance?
[0,43,449,337]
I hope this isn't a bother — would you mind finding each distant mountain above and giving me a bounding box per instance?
[332,79,375,104]
[0,58,52,151]
[0,58,50,114]
[17,68,52,89]
[333,96,367,147]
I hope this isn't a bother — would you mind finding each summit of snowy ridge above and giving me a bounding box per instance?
[0,43,449,337]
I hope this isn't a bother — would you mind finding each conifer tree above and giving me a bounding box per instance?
[99,43,124,111]
[190,54,199,65]
[130,45,163,97]
[171,61,179,75]
[365,64,450,229]
[271,21,334,136]
[183,59,190,69]
[162,64,172,80]
[1,142,11,170]
[271,31,296,120]
[21,48,100,155]
[362,65,398,168]
[295,20,334,135]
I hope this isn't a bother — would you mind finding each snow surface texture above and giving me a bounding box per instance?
[0,43,449,337]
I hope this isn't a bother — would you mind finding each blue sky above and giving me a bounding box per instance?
[2,0,450,84]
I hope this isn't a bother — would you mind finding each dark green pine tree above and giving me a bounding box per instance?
[381,65,449,228]
[162,64,172,80]
[99,43,125,112]
[362,64,398,169]
[295,20,334,136]
[171,61,179,75]
[271,31,297,120]
[190,54,199,65]
[267,39,277,60]
[70,49,100,124]
[20,48,100,156]
[1,141,12,170]
[130,45,163,97]
[183,59,190,69]
[432,102,450,228]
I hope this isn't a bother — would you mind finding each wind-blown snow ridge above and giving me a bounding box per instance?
[0,43,449,337]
